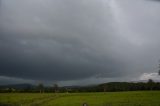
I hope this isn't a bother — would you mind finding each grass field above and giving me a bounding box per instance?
[0,91,160,106]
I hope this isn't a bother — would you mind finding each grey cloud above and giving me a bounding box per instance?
[0,76,36,85]
[0,0,160,85]
[149,0,160,2]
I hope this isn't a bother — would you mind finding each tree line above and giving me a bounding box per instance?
[0,79,160,93]
[99,79,160,92]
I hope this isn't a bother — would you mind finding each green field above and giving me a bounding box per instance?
[0,91,160,106]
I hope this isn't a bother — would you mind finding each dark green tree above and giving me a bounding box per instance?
[53,83,59,93]
[147,79,155,90]
[38,83,44,93]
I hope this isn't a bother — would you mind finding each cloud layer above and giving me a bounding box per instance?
[0,0,160,85]
[140,73,160,81]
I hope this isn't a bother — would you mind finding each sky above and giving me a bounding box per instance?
[0,0,160,86]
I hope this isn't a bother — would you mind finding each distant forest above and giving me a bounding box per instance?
[0,79,160,93]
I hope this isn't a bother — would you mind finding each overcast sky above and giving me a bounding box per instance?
[0,0,160,86]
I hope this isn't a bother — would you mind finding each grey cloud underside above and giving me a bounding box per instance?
[149,0,160,2]
[0,0,160,82]
[0,28,127,80]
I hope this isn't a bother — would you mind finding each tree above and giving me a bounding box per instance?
[53,83,59,93]
[38,83,44,93]
[147,79,154,90]
[148,79,154,83]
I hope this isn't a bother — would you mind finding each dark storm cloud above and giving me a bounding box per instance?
[0,0,127,81]
[0,0,160,84]
[149,0,160,2]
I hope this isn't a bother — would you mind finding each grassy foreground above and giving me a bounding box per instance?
[0,91,160,106]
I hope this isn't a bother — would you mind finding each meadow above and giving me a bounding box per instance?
[0,91,160,106]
